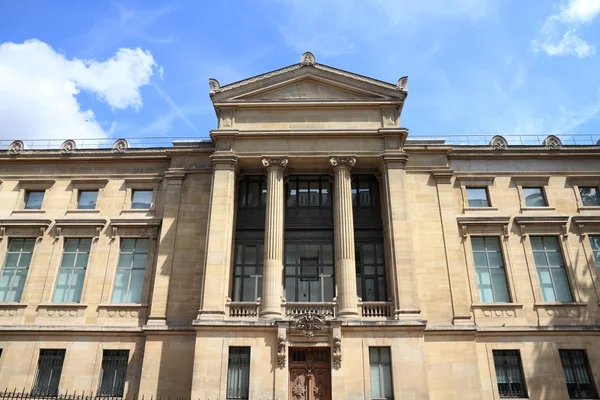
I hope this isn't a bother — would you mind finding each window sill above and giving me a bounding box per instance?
[98,303,148,308]
[521,206,556,212]
[534,302,587,318]
[38,303,88,308]
[534,302,586,307]
[472,303,523,308]
[578,206,600,212]
[120,209,153,214]
[65,209,101,214]
[0,302,28,307]
[97,303,147,319]
[11,209,46,215]
[463,207,498,212]
[472,303,523,318]
[37,303,87,318]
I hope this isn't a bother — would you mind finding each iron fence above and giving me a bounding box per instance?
[0,389,276,400]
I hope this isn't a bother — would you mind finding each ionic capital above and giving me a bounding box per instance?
[262,157,288,171]
[329,157,356,170]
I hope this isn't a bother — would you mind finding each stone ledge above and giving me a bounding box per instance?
[0,325,143,332]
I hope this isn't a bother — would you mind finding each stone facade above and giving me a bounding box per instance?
[0,53,599,399]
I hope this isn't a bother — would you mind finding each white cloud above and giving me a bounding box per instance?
[0,39,158,141]
[533,0,600,57]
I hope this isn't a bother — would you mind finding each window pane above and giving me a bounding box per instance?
[466,188,489,207]
[473,252,488,267]
[69,269,86,302]
[285,277,296,301]
[551,269,573,302]
[78,190,98,209]
[52,270,71,303]
[537,268,556,302]
[242,278,255,302]
[533,252,548,267]
[4,253,18,268]
[64,239,79,252]
[132,254,147,268]
[543,236,560,251]
[370,365,382,398]
[530,236,544,250]
[118,254,133,268]
[111,270,130,303]
[136,239,150,251]
[490,268,510,302]
[131,190,152,209]
[121,239,136,252]
[580,187,600,206]
[8,239,24,252]
[477,269,494,303]
[382,364,393,398]
[523,187,546,207]
[75,253,89,268]
[128,269,145,303]
[25,191,44,209]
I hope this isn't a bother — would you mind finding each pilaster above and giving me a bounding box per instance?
[197,154,238,320]
[330,157,359,319]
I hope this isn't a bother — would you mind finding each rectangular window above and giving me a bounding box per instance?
[579,187,600,207]
[77,190,98,209]
[98,350,129,397]
[285,244,334,302]
[466,187,490,207]
[53,238,91,303]
[25,190,45,210]
[226,347,250,400]
[32,349,66,396]
[523,187,547,207]
[472,237,510,303]
[369,347,393,400]
[0,238,35,302]
[131,190,152,209]
[559,350,599,399]
[493,350,528,398]
[531,236,573,302]
[591,236,600,275]
[232,244,263,302]
[356,243,387,301]
[112,238,149,303]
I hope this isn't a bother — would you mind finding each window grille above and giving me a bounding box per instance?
[559,350,599,399]
[226,347,250,400]
[53,238,91,303]
[32,349,66,396]
[493,350,528,398]
[531,236,573,302]
[0,238,35,302]
[369,347,393,400]
[98,350,129,397]
[112,238,149,303]
[472,237,510,303]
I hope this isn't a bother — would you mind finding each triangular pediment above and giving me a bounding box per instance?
[242,78,372,100]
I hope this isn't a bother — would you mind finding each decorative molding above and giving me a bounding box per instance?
[489,135,508,150]
[456,216,511,238]
[534,302,586,318]
[112,138,129,153]
[292,312,325,338]
[573,215,600,237]
[277,335,286,368]
[300,51,316,66]
[381,106,397,127]
[0,219,52,238]
[60,140,76,155]
[220,108,235,128]
[397,76,408,92]
[543,135,562,149]
[332,336,342,369]
[8,140,24,155]
[329,156,356,169]
[261,157,288,171]
[208,78,221,94]
[472,303,523,319]
[514,215,569,238]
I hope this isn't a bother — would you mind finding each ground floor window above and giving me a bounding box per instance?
[369,347,393,400]
[227,347,250,400]
[98,350,129,397]
[492,350,527,398]
[32,349,66,396]
[559,350,598,399]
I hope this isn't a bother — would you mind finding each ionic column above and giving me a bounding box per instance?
[330,157,359,319]
[260,157,288,319]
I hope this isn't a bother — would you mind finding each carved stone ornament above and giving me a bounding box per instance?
[277,335,286,368]
[490,135,508,150]
[60,139,76,155]
[300,51,316,66]
[262,157,289,170]
[220,109,234,128]
[382,108,396,127]
[208,78,221,94]
[8,140,24,155]
[397,76,408,92]
[543,135,562,149]
[292,378,306,399]
[293,312,325,338]
[329,157,356,169]
[112,138,129,153]
[332,336,342,369]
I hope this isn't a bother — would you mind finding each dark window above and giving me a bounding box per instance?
[232,243,263,301]
[523,187,547,207]
[98,350,129,397]
[466,187,490,207]
[493,350,528,398]
[77,190,98,209]
[236,176,267,227]
[286,175,332,227]
[285,243,334,302]
[352,175,382,227]
[369,347,393,399]
[356,243,386,301]
[226,347,250,400]
[25,190,45,210]
[0,238,35,302]
[32,349,66,396]
[579,187,600,207]
[131,190,152,209]
[559,350,598,399]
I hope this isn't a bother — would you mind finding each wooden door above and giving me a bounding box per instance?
[289,348,331,400]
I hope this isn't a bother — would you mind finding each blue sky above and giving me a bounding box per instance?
[1,0,600,143]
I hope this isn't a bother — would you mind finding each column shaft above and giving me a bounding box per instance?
[260,157,287,318]
[330,157,359,318]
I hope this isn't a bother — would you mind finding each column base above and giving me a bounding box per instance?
[260,309,282,319]
[146,316,167,326]
[196,309,225,320]
[336,308,360,319]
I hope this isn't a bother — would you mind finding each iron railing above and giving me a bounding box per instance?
[0,389,276,400]
[408,133,600,146]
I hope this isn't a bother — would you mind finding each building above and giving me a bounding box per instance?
[0,52,600,400]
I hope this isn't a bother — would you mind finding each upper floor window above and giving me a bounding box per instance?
[98,350,129,397]
[352,175,379,208]
[0,238,35,302]
[356,243,387,301]
[472,237,510,303]
[77,190,98,209]
[466,187,490,207]
[579,187,600,207]
[53,238,91,303]
[25,190,45,210]
[559,350,598,399]
[285,243,334,302]
[590,236,600,274]
[232,243,263,302]
[287,175,331,208]
[112,238,149,303]
[238,176,267,209]
[523,187,547,207]
[32,349,65,396]
[531,236,572,302]
[492,350,527,398]
[131,190,152,209]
